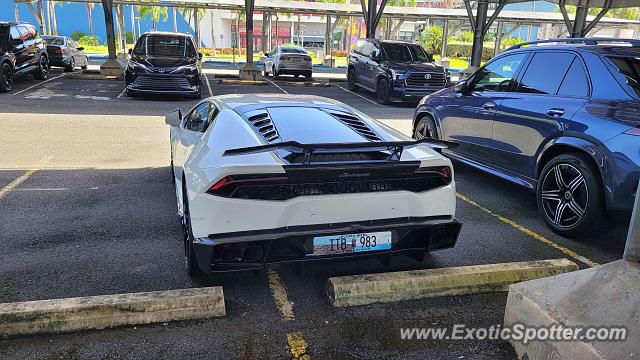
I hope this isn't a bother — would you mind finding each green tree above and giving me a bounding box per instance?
[558,5,639,20]
[178,7,206,47]
[457,30,474,43]
[137,3,168,30]
[419,26,443,53]
[501,37,525,48]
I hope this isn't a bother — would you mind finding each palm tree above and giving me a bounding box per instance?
[177,7,206,47]
[137,3,168,31]
[85,3,95,36]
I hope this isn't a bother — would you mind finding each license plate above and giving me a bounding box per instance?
[289,58,301,63]
[309,231,392,256]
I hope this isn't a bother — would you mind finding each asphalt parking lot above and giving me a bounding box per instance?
[0,72,630,359]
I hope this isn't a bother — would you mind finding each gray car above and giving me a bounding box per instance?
[41,35,88,72]
[263,46,313,79]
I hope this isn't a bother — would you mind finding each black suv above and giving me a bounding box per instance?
[125,32,202,98]
[347,39,449,104]
[0,22,49,93]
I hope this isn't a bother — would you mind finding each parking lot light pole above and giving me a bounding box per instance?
[624,180,640,263]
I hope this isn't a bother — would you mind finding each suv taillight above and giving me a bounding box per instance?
[53,47,63,55]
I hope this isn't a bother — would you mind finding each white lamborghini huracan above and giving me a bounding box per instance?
[167,94,461,278]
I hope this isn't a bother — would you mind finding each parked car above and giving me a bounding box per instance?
[125,31,202,98]
[413,38,640,237]
[41,35,88,72]
[0,21,49,93]
[263,46,313,79]
[347,39,450,104]
[166,94,461,278]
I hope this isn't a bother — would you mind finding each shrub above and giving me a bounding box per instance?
[125,32,135,44]
[456,30,474,43]
[419,26,443,54]
[445,42,494,62]
[78,35,101,46]
[71,31,86,41]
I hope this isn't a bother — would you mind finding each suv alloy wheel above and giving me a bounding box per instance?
[33,54,49,80]
[376,78,391,104]
[347,68,359,91]
[536,153,608,237]
[0,62,13,92]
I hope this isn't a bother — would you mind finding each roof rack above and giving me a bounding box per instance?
[506,38,640,51]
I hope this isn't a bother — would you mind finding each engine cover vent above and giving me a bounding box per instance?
[245,111,280,143]
[326,111,382,142]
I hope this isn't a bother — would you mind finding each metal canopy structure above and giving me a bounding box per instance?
[466,0,640,67]
[28,0,640,71]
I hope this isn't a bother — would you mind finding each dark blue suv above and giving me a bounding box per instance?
[413,38,640,237]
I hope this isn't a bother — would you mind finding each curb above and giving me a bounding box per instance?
[65,73,123,81]
[280,81,333,87]
[213,79,268,85]
[326,259,578,307]
[0,287,225,338]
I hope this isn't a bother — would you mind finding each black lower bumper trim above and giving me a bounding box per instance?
[195,216,462,273]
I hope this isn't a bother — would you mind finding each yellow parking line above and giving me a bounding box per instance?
[267,269,295,321]
[267,268,312,358]
[0,155,53,200]
[287,332,311,360]
[456,192,600,268]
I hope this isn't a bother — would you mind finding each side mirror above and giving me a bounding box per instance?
[455,78,469,93]
[198,52,203,60]
[77,46,84,51]
[264,52,269,57]
[165,109,182,127]
[128,48,133,55]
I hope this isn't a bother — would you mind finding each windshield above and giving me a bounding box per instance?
[133,35,196,58]
[42,37,64,45]
[281,47,307,54]
[606,56,640,99]
[381,43,433,62]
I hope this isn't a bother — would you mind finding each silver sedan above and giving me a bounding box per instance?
[263,46,313,79]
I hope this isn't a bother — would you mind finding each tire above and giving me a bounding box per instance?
[347,68,359,91]
[272,66,279,78]
[536,153,610,238]
[81,57,88,70]
[64,58,75,72]
[33,54,49,80]
[413,115,437,140]
[126,88,137,98]
[376,78,391,105]
[183,182,205,279]
[0,62,13,93]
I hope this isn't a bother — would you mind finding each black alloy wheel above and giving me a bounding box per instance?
[34,55,49,80]
[65,58,75,72]
[0,62,13,92]
[376,78,391,105]
[347,68,359,91]
[414,117,436,140]
[536,153,608,237]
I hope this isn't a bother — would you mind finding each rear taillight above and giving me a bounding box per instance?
[281,56,289,61]
[53,47,63,55]
[206,175,289,197]
[415,166,452,184]
[625,127,640,136]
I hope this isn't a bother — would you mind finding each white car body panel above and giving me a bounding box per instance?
[169,94,457,240]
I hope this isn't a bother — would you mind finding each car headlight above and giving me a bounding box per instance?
[389,69,406,80]
[128,60,149,73]
[171,64,198,74]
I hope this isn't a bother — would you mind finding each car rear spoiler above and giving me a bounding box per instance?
[223,138,458,158]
